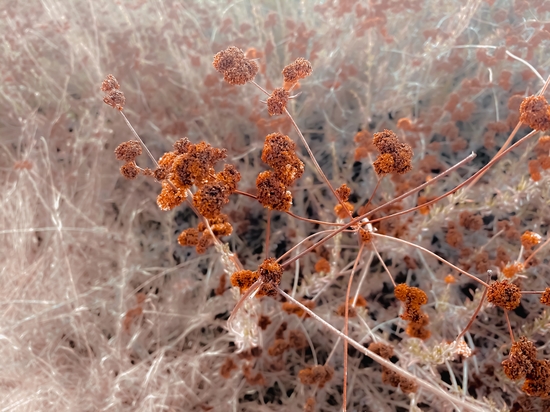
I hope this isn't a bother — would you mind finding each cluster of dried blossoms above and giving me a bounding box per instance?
[372,129,413,176]
[230,257,284,297]
[368,342,418,394]
[114,140,142,179]
[487,280,522,311]
[334,183,354,219]
[101,74,125,110]
[266,57,312,115]
[298,365,334,388]
[502,336,550,397]
[256,132,304,212]
[212,46,259,85]
[394,284,431,340]
[519,95,550,131]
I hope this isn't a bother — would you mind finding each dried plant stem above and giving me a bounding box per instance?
[504,311,515,342]
[281,153,477,269]
[372,129,539,225]
[119,111,159,168]
[285,210,344,226]
[371,241,396,287]
[276,229,339,263]
[372,233,489,287]
[343,243,365,412]
[265,210,271,260]
[277,288,487,412]
[456,287,488,342]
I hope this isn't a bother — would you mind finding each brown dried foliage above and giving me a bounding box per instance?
[282,57,313,84]
[540,288,550,306]
[120,162,139,180]
[212,46,259,85]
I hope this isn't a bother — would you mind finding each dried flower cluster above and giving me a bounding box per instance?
[256,133,304,211]
[230,258,284,297]
[267,88,290,116]
[372,129,413,176]
[336,296,367,317]
[101,74,126,110]
[334,183,354,218]
[487,280,522,311]
[519,95,550,131]
[540,288,550,306]
[298,365,334,388]
[178,214,232,254]
[282,299,316,318]
[502,336,550,397]
[114,140,143,180]
[368,342,418,394]
[212,46,259,85]
[282,57,313,87]
[394,284,430,339]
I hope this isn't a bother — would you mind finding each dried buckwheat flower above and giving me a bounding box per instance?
[157,181,185,211]
[540,288,550,306]
[268,339,289,356]
[213,46,258,85]
[459,211,483,231]
[115,140,142,162]
[521,231,542,248]
[256,171,293,211]
[193,181,230,219]
[178,228,200,247]
[336,183,351,202]
[519,95,550,131]
[487,280,522,310]
[120,162,139,179]
[267,88,289,116]
[368,342,394,359]
[101,74,120,92]
[298,365,334,388]
[502,262,524,279]
[173,137,192,155]
[372,129,413,175]
[282,57,313,84]
[230,270,259,293]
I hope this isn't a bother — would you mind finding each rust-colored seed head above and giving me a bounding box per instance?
[157,181,185,211]
[267,87,290,116]
[399,377,418,394]
[213,46,259,85]
[336,183,351,202]
[502,336,537,381]
[230,270,259,293]
[120,162,139,179]
[298,365,334,388]
[282,57,313,84]
[103,90,126,111]
[372,129,413,175]
[368,342,394,359]
[394,284,409,302]
[261,133,304,186]
[258,258,283,288]
[502,262,524,279]
[217,164,241,193]
[487,280,522,310]
[101,74,120,92]
[522,359,550,397]
[220,357,237,379]
[289,330,308,349]
[258,314,271,330]
[193,181,230,219]
[196,232,214,254]
[334,201,354,219]
[268,339,290,356]
[256,171,293,211]
[519,95,550,131]
[359,228,373,244]
[213,46,245,73]
[173,137,192,155]
[178,228,200,246]
[115,141,142,162]
[521,231,542,248]
[304,398,315,412]
[459,211,483,231]
[406,313,431,340]
[540,288,550,306]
